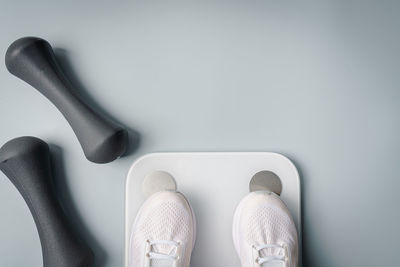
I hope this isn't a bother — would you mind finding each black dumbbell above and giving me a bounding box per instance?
[0,136,94,267]
[5,37,128,163]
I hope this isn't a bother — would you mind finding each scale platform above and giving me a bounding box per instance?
[125,152,302,267]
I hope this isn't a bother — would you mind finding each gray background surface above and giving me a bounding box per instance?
[0,1,399,266]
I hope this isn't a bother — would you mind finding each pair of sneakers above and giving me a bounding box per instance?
[129,190,298,267]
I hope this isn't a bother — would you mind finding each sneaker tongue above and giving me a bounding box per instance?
[259,247,285,267]
[150,244,176,267]
[150,259,174,267]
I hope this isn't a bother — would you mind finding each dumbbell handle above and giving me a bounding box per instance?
[5,37,128,163]
[0,137,94,267]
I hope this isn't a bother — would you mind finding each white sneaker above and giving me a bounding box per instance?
[232,191,298,267]
[129,191,196,267]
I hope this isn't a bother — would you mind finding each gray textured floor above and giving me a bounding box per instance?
[0,1,399,266]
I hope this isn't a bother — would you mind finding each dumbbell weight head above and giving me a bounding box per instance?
[5,37,128,163]
[0,136,94,267]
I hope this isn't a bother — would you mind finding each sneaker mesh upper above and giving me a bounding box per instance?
[130,191,195,267]
[233,192,298,267]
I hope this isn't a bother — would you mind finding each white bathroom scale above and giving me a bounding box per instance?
[125,152,302,267]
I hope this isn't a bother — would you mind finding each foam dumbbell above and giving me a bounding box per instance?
[0,136,94,267]
[5,37,128,163]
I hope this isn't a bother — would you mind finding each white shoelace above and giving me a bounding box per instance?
[254,244,288,266]
[147,240,180,261]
